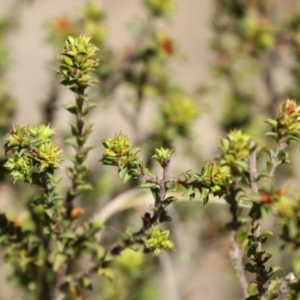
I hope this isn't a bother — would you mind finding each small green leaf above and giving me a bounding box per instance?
[118,167,131,183]
[247,282,258,297]
[259,230,273,243]
[163,196,177,206]
[45,208,54,219]
[262,252,272,263]
[182,186,195,200]
[166,181,177,192]
[63,102,78,114]
[53,253,67,271]
[267,265,281,278]
[77,183,93,192]
[55,240,65,252]
[265,132,278,141]
[244,263,256,273]
[264,118,278,129]
[202,195,209,205]
[261,147,274,159]
[83,102,97,114]
[182,171,192,181]
[256,172,270,181]
[268,279,279,293]
[286,135,300,144]
[80,276,92,289]
[65,138,77,148]
[61,230,76,239]
[140,181,159,188]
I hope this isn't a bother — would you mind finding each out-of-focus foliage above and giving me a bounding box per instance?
[209,0,294,133]
[46,0,199,160]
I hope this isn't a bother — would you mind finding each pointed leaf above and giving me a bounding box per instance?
[63,102,78,114]
[265,132,278,141]
[140,181,159,189]
[53,253,67,271]
[244,263,256,273]
[267,265,281,278]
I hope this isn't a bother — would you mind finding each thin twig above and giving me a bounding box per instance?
[108,155,173,255]
[229,231,249,299]
[249,145,258,193]
[101,27,151,93]
[249,145,269,297]
[258,0,279,115]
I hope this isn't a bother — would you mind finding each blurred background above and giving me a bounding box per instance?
[1,0,300,299]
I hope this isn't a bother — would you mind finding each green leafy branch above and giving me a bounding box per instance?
[244,99,300,299]
[101,133,232,256]
[57,35,99,214]
[1,35,103,299]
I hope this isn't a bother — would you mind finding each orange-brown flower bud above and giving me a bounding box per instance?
[70,207,85,219]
